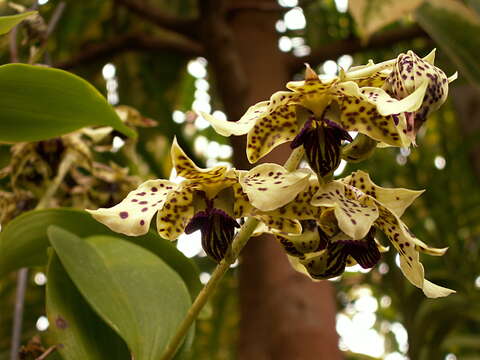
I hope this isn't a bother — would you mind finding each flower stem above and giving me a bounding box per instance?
[159,147,305,360]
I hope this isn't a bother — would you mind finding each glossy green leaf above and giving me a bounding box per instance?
[47,227,191,360]
[46,253,130,360]
[0,64,136,142]
[0,208,201,299]
[0,11,36,35]
[415,0,480,92]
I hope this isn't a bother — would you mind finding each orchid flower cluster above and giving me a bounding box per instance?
[89,50,457,298]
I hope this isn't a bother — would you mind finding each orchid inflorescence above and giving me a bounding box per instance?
[89,50,457,298]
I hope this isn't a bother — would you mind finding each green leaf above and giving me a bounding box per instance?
[47,227,191,360]
[348,0,422,40]
[0,208,201,299]
[415,0,480,92]
[0,11,36,35]
[0,64,136,142]
[46,253,131,360]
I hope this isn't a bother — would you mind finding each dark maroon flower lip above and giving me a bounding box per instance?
[291,116,351,177]
[185,207,240,262]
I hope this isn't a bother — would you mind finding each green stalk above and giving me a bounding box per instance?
[159,147,305,360]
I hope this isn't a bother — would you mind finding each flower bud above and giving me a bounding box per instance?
[384,50,454,138]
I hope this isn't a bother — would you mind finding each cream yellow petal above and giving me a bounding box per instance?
[422,48,436,65]
[246,93,299,163]
[342,170,424,217]
[171,137,228,180]
[199,102,264,137]
[239,163,311,212]
[375,204,454,298]
[332,82,410,147]
[258,177,322,221]
[258,215,302,234]
[360,81,428,116]
[156,185,195,240]
[87,179,177,236]
[311,181,379,240]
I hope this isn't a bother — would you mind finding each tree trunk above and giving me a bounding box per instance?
[202,1,342,359]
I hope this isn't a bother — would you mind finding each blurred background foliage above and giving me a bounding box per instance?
[0,0,479,359]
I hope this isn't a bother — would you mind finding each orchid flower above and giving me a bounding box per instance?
[307,170,454,298]
[383,49,457,142]
[88,138,311,261]
[200,60,431,165]
[257,169,454,298]
[88,138,238,260]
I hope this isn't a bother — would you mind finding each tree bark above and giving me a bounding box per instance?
[203,1,342,359]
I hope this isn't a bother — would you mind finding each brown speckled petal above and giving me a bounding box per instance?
[239,163,311,212]
[87,179,177,236]
[156,185,195,240]
[375,203,454,298]
[342,170,424,217]
[311,181,379,240]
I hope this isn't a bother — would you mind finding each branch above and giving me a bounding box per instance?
[289,25,430,75]
[55,32,204,70]
[112,0,197,38]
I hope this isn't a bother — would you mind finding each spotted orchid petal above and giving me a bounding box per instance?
[235,176,321,233]
[171,138,236,199]
[87,179,178,236]
[201,91,299,164]
[156,185,196,240]
[375,204,454,298]
[257,215,302,234]
[171,137,227,180]
[286,76,337,116]
[238,164,311,212]
[311,181,379,240]
[257,177,322,221]
[331,82,410,147]
[342,170,424,217]
[246,91,299,163]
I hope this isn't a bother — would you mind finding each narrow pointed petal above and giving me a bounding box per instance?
[423,48,436,65]
[342,170,424,217]
[199,102,265,137]
[366,81,429,116]
[246,91,299,163]
[156,186,195,240]
[239,163,311,212]
[375,204,454,298]
[87,180,177,236]
[312,181,379,240]
[171,137,227,180]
